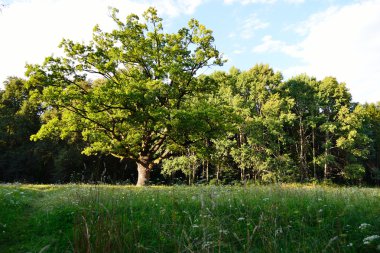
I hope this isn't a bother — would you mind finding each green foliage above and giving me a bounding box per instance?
[26,7,224,185]
[213,64,296,182]
[0,77,138,184]
[0,77,49,182]
[162,155,199,177]
[362,103,380,182]
[342,163,366,181]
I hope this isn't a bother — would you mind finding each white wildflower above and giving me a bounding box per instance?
[238,217,245,221]
[347,243,353,247]
[359,223,371,230]
[202,241,213,248]
[363,235,380,245]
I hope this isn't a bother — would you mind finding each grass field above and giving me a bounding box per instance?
[0,184,379,252]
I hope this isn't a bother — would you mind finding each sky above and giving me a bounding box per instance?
[0,0,379,103]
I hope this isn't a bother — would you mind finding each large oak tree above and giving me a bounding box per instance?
[26,7,224,186]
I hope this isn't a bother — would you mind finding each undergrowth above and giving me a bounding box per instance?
[0,184,379,252]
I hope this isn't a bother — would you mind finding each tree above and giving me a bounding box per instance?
[0,77,46,181]
[335,105,370,182]
[26,7,224,186]
[225,64,294,182]
[162,154,199,185]
[316,77,352,179]
[362,103,380,183]
[281,74,320,180]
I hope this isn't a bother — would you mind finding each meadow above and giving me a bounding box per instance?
[0,184,379,253]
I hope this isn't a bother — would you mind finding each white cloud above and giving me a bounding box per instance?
[224,0,303,4]
[289,7,338,36]
[240,14,269,39]
[233,49,244,54]
[253,35,300,56]
[233,48,246,54]
[152,0,204,17]
[284,0,304,4]
[253,36,285,53]
[259,0,380,104]
[224,0,276,4]
[228,32,237,38]
[0,0,205,87]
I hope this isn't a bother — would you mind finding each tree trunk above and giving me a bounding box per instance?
[312,127,316,179]
[206,160,209,182]
[216,164,220,184]
[299,117,308,181]
[136,158,152,186]
[324,132,329,180]
[192,163,196,185]
[202,160,205,178]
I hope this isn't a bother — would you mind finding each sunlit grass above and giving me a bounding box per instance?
[0,184,379,252]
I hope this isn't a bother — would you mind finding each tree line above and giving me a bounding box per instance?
[1,8,379,185]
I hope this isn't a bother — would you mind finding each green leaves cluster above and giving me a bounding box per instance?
[27,8,223,165]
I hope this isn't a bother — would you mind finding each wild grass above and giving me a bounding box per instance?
[0,184,379,252]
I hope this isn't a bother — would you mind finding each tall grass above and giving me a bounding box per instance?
[0,184,379,252]
[72,185,380,253]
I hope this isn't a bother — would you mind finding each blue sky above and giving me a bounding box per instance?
[1,0,379,103]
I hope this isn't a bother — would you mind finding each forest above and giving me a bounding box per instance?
[1,8,379,186]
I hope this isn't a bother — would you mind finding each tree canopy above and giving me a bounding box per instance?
[26,7,225,186]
